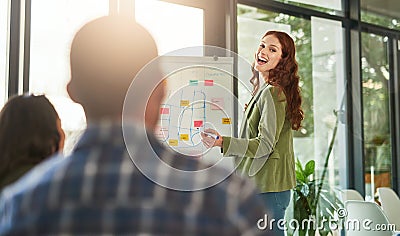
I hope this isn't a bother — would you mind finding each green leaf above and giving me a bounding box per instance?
[299,229,307,236]
[291,159,344,236]
[295,158,304,173]
[296,170,306,183]
[318,217,332,236]
[319,230,330,236]
[286,223,295,236]
[319,193,336,211]
[304,160,315,177]
[308,229,316,236]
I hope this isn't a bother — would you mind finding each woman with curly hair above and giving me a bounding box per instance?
[0,94,65,190]
[201,31,303,235]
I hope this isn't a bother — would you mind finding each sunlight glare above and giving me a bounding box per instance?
[135,0,204,55]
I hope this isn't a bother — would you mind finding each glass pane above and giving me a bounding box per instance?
[273,0,343,15]
[29,0,109,154]
[238,6,346,183]
[135,0,204,56]
[362,33,392,201]
[238,5,316,153]
[311,16,347,189]
[237,4,346,170]
[361,0,400,30]
[0,0,9,109]
[238,6,347,230]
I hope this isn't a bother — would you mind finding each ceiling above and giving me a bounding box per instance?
[361,0,400,20]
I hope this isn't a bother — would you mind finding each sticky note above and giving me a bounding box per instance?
[155,126,168,139]
[180,100,190,107]
[194,120,203,128]
[204,80,214,86]
[222,118,231,124]
[180,134,189,141]
[169,139,178,146]
[211,98,224,110]
[189,80,199,86]
[160,108,170,114]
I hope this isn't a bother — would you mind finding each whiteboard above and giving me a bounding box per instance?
[155,56,234,167]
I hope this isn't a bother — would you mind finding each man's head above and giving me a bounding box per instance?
[68,16,162,127]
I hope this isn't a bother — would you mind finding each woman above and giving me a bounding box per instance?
[0,94,65,190]
[201,31,303,235]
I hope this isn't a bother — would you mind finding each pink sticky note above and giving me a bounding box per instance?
[194,120,203,128]
[204,80,214,86]
[160,107,170,114]
[211,98,224,110]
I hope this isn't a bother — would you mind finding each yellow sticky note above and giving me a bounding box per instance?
[180,100,190,107]
[169,139,178,146]
[222,118,231,124]
[180,134,189,141]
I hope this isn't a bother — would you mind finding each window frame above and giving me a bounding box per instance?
[238,0,400,194]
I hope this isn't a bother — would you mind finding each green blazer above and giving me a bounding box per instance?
[222,84,295,193]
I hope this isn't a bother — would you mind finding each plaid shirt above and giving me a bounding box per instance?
[0,121,271,235]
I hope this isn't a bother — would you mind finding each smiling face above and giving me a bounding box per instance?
[254,34,283,73]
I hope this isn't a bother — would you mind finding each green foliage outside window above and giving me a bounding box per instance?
[361,11,400,30]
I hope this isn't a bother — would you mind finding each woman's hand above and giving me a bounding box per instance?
[200,128,223,148]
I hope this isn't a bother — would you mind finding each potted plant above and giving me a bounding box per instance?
[287,110,344,236]
[286,159,343,236]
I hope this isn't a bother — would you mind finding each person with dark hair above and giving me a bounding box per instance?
[0,16,270,235]
[202,30,304,235]
[0,94,65,190]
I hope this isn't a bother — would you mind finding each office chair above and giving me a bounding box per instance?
[339,189,364,202]
[345,200,394,236]
[377,187,400,231]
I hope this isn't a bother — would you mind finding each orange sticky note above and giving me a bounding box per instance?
[169,139,178,146]
[222,118,231,124]
[180,100,190,107]
[180,134,189,141]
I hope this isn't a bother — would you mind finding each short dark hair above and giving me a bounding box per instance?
[68,16,158,120]
[0,95,61,188]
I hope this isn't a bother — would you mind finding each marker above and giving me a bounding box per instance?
[201,131,219,140]
[197,127,220,140]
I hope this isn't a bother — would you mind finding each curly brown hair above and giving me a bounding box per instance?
[250,31,304,130]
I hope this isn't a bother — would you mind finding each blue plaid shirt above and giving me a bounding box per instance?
[0,121,271,235]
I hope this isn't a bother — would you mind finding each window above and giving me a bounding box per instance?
[273,0,343,15]
[362,33,392,201]
[237,4,347,187]
[0,0,9,108]
[310,16,347,187]
[361,0,400,30]
[135,0,204,55]
[29,0,109,154]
